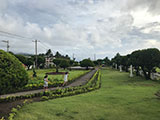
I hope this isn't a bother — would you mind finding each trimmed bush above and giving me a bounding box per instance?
[0,50,29,95]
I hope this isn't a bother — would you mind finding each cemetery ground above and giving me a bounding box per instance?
[13,68,160,120]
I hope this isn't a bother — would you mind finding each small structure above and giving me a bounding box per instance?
[68,66,94,70]
[45,56,55,68]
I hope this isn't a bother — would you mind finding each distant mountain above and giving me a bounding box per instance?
[15,52,34,56]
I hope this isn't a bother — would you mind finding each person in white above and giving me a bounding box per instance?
[62,72,69,87]
[44,74,49,91]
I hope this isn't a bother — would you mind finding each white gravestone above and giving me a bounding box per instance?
[115,64,117,69]
[130,65,133,77]
[119,65,122,72]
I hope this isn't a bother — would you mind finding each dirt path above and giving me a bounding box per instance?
[0,69,97,99]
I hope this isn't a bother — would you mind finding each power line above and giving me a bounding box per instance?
[39,42,49,50]
[39,41,56,54]
[0,30,34,40]
[39,42,48,51]
[0,30,57,55]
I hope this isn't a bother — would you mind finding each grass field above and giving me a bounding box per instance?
[14,68,160,120]
[27,69,89,85]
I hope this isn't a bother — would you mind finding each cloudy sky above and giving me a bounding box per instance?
[0,0,160,60]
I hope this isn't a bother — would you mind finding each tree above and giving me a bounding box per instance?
[65,55,70,60]
[37,56,45,69]
[60,59,70,69]
[46,49,53,57]
[93,61,99,66]
[53,58,62,72]
[25,58,33,70]
[97,59,104,65]
[111,53,121,69]
[80,59,94,69]
[0,50,29,95]
[73,61,79,66]
[130,50,141,76]
[55,51,61,58]
[103,57,111,66]
[15,54,27,65]
[120,55,130,72]
[69,60,74,66]
[138,48,160,79]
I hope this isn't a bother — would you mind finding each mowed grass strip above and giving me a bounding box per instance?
[14,68,160,120]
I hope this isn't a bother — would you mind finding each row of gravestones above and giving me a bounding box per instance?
[113,64,160,80]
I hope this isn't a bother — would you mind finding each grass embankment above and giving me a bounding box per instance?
[14,68,160,120]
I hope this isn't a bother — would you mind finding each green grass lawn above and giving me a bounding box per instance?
[14,68,160,120]
[27,69,89,85]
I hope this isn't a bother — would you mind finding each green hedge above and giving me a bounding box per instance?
[0,50,29,95]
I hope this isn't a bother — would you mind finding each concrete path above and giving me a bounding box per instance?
[0,69,97,99]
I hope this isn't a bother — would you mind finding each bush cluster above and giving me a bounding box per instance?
[0,50,29,95]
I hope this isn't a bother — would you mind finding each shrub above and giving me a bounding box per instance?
[0,50,29,95]
[41,96,49,101]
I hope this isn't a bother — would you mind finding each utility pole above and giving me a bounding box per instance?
[73,53,75,60]
[2,40,9,52]
[32,40,40,69]
[94,54,96,61]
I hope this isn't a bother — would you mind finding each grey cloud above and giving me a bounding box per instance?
[125,0,160,15]
[0,0,160,60]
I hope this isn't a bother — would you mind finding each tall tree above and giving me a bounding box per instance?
[46,49,53,57]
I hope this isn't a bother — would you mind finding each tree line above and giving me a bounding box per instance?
[111,48,160,79]
[10,48,160,80]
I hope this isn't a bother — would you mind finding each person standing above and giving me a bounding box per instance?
[44,74,49,91]
[62,72,69,87]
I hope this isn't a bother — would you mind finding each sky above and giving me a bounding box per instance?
[0,0,160,61]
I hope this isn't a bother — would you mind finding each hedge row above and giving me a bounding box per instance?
[0,70,101,120]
